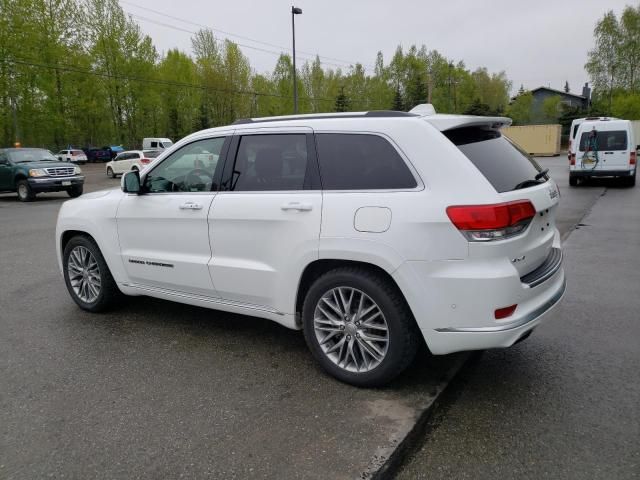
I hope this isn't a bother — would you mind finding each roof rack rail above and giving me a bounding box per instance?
[232,110,418,125]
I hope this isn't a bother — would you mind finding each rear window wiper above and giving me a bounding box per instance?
[513,169,549,190]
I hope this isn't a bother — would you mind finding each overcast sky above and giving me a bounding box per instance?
[121,0,630,96]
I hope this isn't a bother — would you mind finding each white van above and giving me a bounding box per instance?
[569,119,637,186]
[568,117,616,157]
[142,137,173,150]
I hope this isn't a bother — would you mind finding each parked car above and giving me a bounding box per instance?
[570,118,637,186]
[85,147,112,163]
[0,148,84,201]
[106,150,162,178]
[56,106,565,386]
[108,145,124,159]
[57,149,88,165]
[142,137,173,150]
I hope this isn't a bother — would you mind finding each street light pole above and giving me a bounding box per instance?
[291,6,302,114]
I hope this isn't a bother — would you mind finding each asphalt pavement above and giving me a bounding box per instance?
[1,157,634,479]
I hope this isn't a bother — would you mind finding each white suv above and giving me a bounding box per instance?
[56,107,565,386]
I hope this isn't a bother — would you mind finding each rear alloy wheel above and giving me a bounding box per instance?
[303,267,419,387]
[107,167,115,178]
[63,236,119,312]
[67,185,83,198]
[16,179,35,202]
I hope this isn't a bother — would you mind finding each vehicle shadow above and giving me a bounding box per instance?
[73,293,461,392]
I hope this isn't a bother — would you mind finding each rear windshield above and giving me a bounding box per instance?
[443,127,545,193]
[578,130,627,151]
[143,150,161,158]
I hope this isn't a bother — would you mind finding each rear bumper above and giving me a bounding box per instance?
[393,238,566,355]
[28,175,84,192]
[570,169,635,178]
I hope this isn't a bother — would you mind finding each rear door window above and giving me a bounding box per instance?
[229,134,308,191]
[443,127,545,193]
[315,133,417,190]
[578,130,627,151]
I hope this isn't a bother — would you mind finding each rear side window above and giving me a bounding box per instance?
[231,134,308,191]
[443,127,544,193]
[572,124,580,139]
[143,150,161,158]
[578,130,627,151]
[315,134,417,190]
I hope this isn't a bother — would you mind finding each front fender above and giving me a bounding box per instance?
[55,189,125,282]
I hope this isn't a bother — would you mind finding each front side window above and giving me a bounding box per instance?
[230,134,308,191]
[315,133,417,190]
[144,137,225,193]
[578,130,627,151]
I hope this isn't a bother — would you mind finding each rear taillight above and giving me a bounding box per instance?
[570,153,576,166]
[140,158,151,165]
[631,151,636,165]
[446,200,536,242]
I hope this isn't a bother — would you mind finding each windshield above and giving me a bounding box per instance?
[8,149,58,163]
[161,141,173,148]
[143,150,162,158]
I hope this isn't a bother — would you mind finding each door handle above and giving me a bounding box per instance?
[179,202,203,210]
[604,152,614,155]
[281,202,313,212]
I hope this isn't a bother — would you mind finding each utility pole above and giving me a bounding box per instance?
[427,68,433,104]
[291,6,303,114]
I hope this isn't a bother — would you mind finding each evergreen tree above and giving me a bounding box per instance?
[518,84,525,95]
[392,86,404,111]
[564,80,570,93]
[334,87,350,112]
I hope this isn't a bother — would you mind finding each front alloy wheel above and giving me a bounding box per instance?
[67,245,102,303]
[63,235,119,312]
[314,287,389,372]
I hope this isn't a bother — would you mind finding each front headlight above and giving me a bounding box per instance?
[74,166,82,174]
[29,168,47,177]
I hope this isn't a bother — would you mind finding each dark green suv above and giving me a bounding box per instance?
[0,148,85,201]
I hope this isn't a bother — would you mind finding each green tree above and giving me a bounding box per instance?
[611,92,640,119]
[334,87,350,112]
[541,95,563,123]
[507,92,533,125]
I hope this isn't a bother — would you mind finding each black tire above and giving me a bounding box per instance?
[624,172,636,187]
[16,179,35,202]
[302,267,420,387]
[63,235,120,312]
[569,175,578,187]
[67,185,83,198]
[107,167,115,178]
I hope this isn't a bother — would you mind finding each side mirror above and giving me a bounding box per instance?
[122,170,141,193]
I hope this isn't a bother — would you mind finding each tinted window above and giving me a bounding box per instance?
[578,130,627,151]
[151,141,158,148]
[144,137,225,193]
[231,134,307,191]
[444,127,545,193]
[572,125,580,139]
[315,134,416,190]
